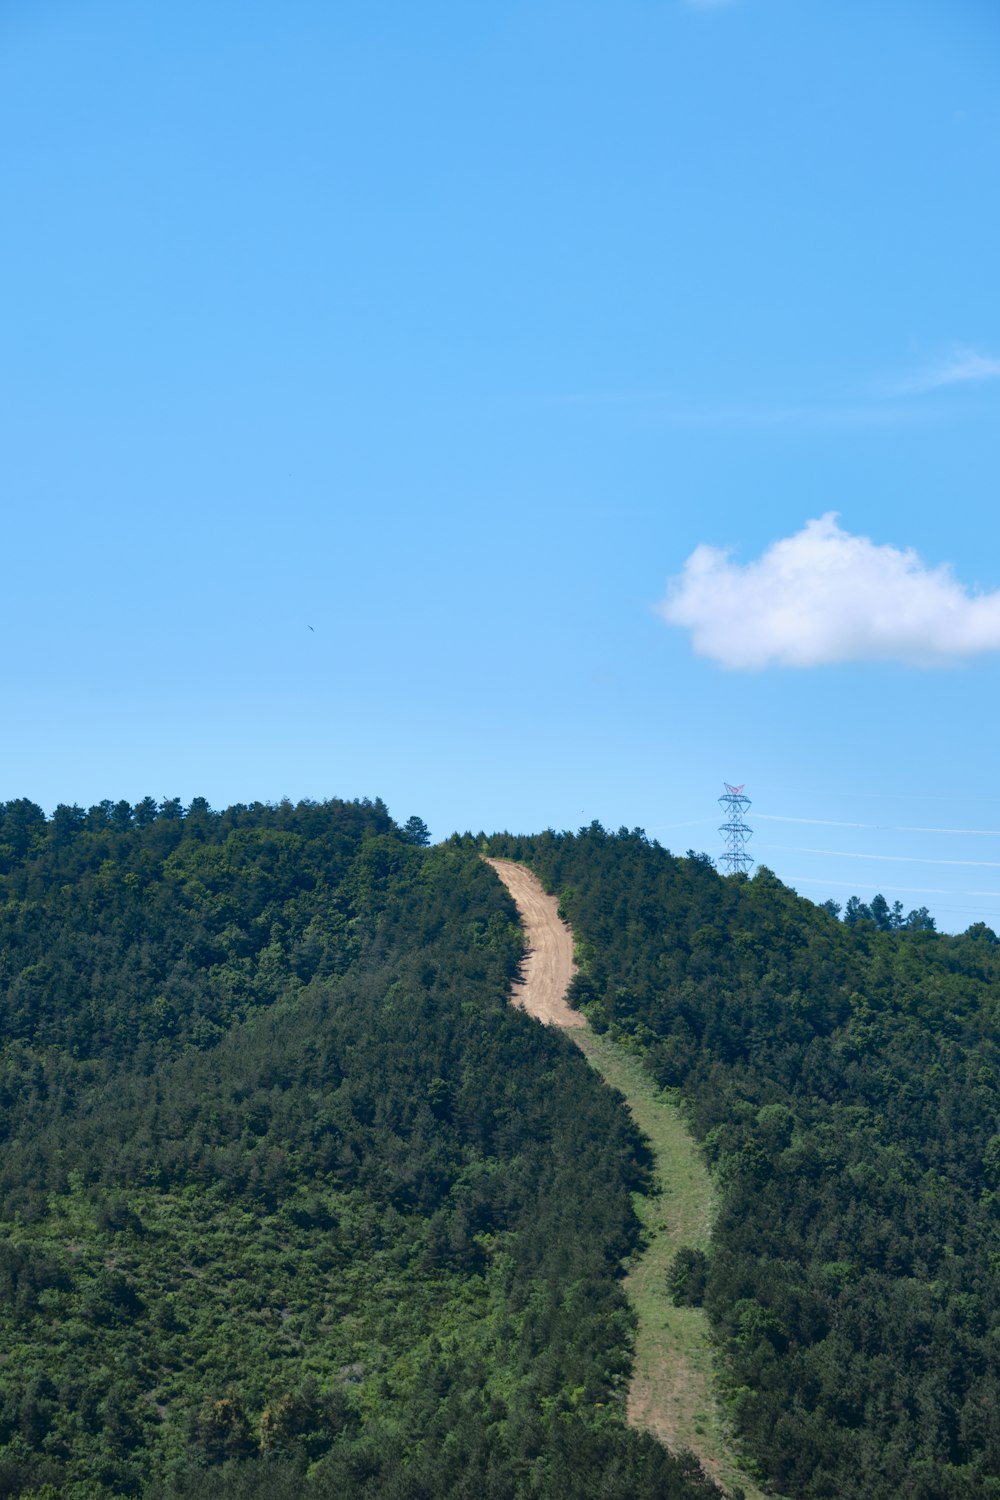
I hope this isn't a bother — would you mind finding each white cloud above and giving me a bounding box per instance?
[894,347,1000,395]
[658,514,1000,669]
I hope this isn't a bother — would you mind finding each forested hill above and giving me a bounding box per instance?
[0,798,719,1500]
[484,825,1000,1500]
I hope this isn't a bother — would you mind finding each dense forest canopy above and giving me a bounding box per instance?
[483,824,1000,1500]
[0,797,718,1500]
[7,796,1000,1500]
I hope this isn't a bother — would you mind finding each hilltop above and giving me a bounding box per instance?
[3,799,1000,1499]
[0,798,716,1500]
[484,824,1000,1500]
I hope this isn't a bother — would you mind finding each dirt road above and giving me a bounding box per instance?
[484,858,584,1028]
[484,855,772,1500]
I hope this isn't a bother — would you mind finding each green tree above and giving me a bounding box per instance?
[401,815,431,846]
[667,1247,709,1307]
[195,1393,256,1464]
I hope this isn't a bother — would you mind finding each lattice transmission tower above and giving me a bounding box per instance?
[718,783,754,874]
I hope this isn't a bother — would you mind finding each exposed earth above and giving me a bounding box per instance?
[485,855,772,1500]
[483,858,584,1027]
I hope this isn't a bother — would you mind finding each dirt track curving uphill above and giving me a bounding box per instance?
[484,859,584,1028]
[484,855,772,1500]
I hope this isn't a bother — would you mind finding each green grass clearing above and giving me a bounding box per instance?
[574,1026,775,1500]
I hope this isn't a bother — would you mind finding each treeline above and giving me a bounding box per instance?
[481,824,1000,1500]
[820,890,936,932]
[0,798,718,1499]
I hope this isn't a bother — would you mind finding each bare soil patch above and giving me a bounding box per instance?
[484,858,584,1027]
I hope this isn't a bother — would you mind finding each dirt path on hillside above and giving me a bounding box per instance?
[483,859,584,1027]
[484,856,773,1500]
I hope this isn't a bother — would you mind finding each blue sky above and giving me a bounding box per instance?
[3,0,1000,929]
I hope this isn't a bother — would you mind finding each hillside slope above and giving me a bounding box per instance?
[0,798,719,1500]
[484,824,1000,1500]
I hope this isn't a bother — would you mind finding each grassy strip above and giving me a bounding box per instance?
[573,1027,773,1500]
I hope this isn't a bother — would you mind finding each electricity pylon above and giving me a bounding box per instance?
[718,783,754,874]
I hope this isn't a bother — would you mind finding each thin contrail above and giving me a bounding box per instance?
[757,814,1000,837]
[760,844,1000,870]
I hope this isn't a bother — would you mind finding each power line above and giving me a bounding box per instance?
[787,878,999,923]
[758,844,1000,870]
[654,812,1000,838]
[788,875,1000,899]
[758,813,1000,837]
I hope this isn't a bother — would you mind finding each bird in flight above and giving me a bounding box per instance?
[307,625,314,632]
